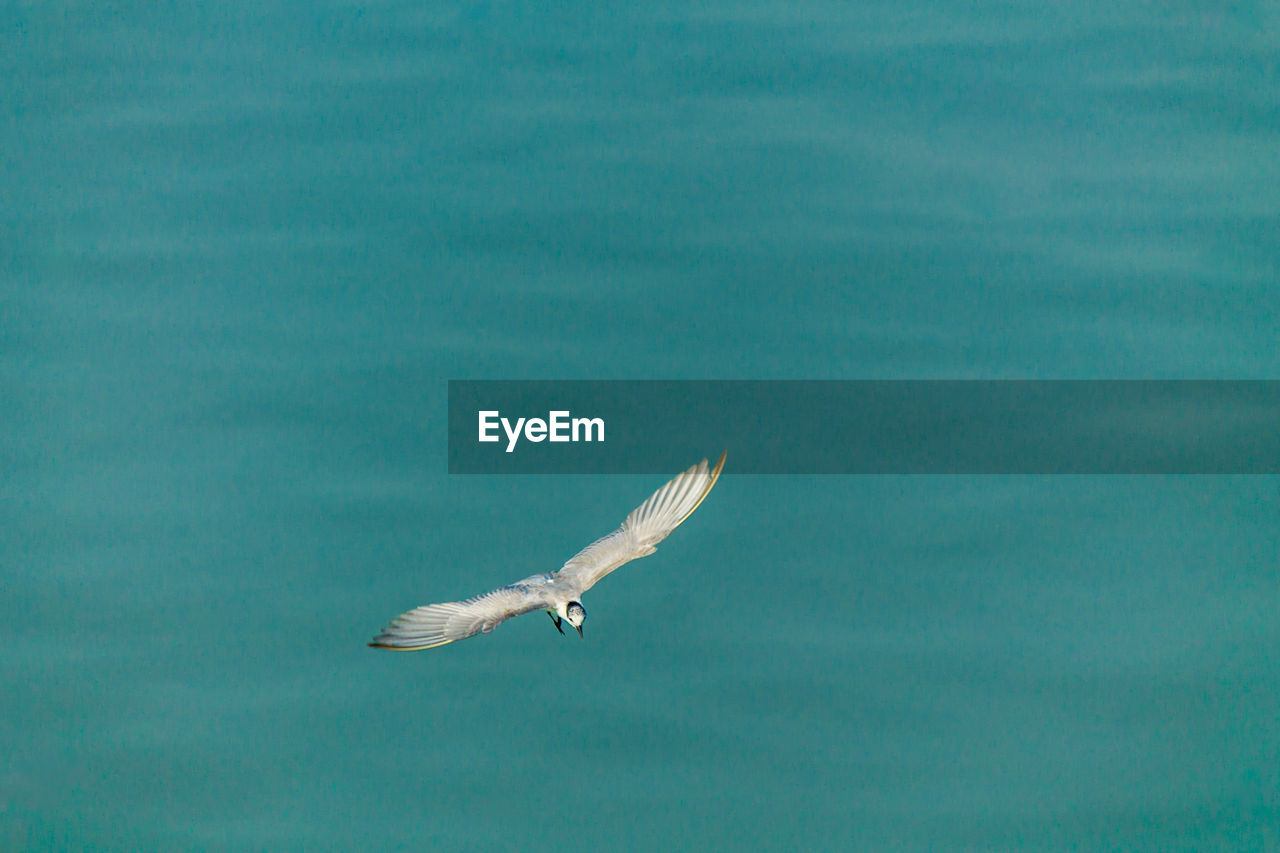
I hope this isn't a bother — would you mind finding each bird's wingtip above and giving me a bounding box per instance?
[704,450,726,485]
[368,635,460,651]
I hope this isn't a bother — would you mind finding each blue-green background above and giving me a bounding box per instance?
[4,1,1279,850]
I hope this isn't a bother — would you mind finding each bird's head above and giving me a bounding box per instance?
[565,601,586,637]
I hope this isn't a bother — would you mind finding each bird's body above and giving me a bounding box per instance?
[369,452,726,650]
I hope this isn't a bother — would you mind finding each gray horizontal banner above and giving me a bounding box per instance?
[447,381,1280,474]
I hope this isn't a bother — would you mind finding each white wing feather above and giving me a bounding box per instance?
[555,451,726,594]
[369,582,554,650]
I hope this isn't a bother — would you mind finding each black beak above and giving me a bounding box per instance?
[575,624,583,638]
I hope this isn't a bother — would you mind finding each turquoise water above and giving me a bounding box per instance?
[5,1,1279,850]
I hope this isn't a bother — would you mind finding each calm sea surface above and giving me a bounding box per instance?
[4,1,1279,850]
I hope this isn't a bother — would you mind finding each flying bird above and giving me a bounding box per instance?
[369,452,726,650]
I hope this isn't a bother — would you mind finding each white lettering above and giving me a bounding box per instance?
[480,410,605,452]
[572,416,604,442]
[478,411,500,443]
[549,411,570,442]
[502,417,525,453]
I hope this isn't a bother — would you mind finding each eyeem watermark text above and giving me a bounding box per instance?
[478,410,605,453]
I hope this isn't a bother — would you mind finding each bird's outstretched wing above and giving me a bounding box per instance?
[554,451,726,594]
[369,582,554,650]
